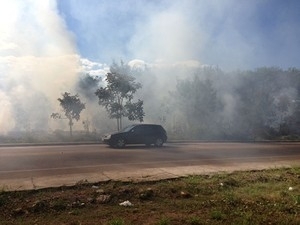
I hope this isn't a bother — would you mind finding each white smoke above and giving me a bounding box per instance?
[1,0,299,136]
[0,0,79,134]
[62,0,300,70]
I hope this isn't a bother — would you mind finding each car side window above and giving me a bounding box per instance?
[132,126,143,134]
[141,126,148,134]
[128,125,163,135]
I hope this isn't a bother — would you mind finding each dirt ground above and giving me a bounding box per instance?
[1,167,299,225]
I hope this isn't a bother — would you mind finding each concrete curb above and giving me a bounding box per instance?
[1,159,299,191]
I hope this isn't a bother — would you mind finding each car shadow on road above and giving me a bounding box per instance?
[105,144,181,152]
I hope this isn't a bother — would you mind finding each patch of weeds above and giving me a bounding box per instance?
[31,200,49,213]
[256,174,270,183]
[1,167,299,225]
[109,218,126,225]
[11,208,28,217]
[0,192,8,208]
[193,183,216,195]
[139,188,154,200]
[281,205,298,215]
[157,217,170,225]
[117,185,136,200]
[224,191,241,206]
[238,182,280,202]
[211,210,226,220]
[68,208,81,216]
[223,177,240,188]
[295,195,300,205]
[286,166,300,175]
[187,216,203,225]
[68,221,82,225]
[280,191,300,206]
[51,199,67,211]
[280,190,291,198]
[235,211,256,225]
[184,176,204,185]
[75,179,89,188]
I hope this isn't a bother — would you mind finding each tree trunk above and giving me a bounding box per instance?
[117,97,122,131]
[69,117,73,137]
[120,116,122,130]
[117,118,120,131]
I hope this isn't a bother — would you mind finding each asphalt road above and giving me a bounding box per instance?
[0,142,300,190]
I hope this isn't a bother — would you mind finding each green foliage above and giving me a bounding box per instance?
[174,73,223,139]
[52,92,85,137]
[95,61,144,130]
[109,218,126,225]
[51,199,67,211]
[157,217,170,225]
[57,92,85,122]
[125,99,145,122]
[0,194,8,207]
[187,216,202,225]
[234,69,278,138]
[211,210,226,220]
[171,66,300,140]
[232,67,300,139]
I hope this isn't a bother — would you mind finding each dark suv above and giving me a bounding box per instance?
[102,124,167,148]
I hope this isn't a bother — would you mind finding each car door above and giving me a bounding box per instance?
[126,125,144,144]
[143,125,155,143]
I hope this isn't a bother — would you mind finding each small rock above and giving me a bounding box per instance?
[288,187,293,191]
[119,200,133,207]
[72,200,85,208]
[96,195,111,204]
[180,191,192,198]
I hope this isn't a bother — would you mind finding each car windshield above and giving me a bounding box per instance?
[121,125,135,132]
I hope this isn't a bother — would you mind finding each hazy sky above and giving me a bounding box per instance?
[57,0,300,70]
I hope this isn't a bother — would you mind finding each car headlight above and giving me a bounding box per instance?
[103,134,111,139]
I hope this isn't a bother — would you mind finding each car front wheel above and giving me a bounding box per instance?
[115,138,126,148]
[154,138,164,147]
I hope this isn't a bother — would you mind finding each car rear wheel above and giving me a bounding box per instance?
[154,138,163,147]
[115,138,126,148]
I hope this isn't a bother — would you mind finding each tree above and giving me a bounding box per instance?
[234,68,279,139]
[174,74,223,139]
[95,61,145,130]
[51,92,85,137]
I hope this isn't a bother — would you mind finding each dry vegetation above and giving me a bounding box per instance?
[1,167,299,225]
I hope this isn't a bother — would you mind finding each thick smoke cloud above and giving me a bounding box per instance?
[0,0,79,134]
